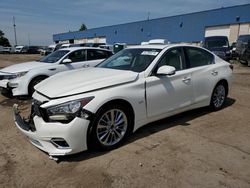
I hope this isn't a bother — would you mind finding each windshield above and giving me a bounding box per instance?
[205,39,229,48]
[39,50,69,63]
[238,35,250,42]
[97,48,161,72]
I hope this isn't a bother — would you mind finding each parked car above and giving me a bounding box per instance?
[21,46,40,54]
[40,44,63,56]
[0,45,3,53]
[203,36,231,61]
[99,44,114,52]
[60,43,106,49]
[60,43,74,49]
[14,45,24,53]
[3,47,14,53]
[230,42,237,59]
[13,44,233,156]
[236,34,250,65]
[0,47,113,96]
[40,47,52,56]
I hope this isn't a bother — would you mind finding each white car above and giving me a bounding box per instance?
[13,44,233,156]
[14,45,25,53]
[0,47,113,96]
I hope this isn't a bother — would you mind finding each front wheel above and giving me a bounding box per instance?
[91,104,132,150]
[210,83,227,110]
[28,76,47,96]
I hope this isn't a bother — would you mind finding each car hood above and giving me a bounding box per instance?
[0,61,48,73]
[35,67,139,98]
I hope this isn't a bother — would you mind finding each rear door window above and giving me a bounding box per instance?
[87,49,112,60]
[185,47,214,68]
[67,50,86,63]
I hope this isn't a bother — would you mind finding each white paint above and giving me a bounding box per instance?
[14,44,233,156]
[239,24,250,35]
[0,47,111,96]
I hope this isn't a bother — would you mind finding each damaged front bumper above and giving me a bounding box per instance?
[13,104,90,156]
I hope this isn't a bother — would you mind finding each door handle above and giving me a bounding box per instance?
[49,68,56,71]
[211,70,218,76]
[182,77,191,83]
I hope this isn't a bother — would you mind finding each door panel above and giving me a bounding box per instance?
[184,47,218,104]
[146,47,194,118]
[191,65,219,104]
[146,69,193,118]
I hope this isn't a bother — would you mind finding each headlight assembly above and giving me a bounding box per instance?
[46,97,94,122]
[16,71,28,77]
[3,71,28,80]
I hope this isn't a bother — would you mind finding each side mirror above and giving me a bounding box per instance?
[62,58,72,64]
[156,65,176,76]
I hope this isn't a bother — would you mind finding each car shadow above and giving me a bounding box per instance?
[58,97,235,163]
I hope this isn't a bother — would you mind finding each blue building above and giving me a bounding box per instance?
[53,4,250,45]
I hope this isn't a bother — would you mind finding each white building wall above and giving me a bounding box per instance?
[205,25,230,38]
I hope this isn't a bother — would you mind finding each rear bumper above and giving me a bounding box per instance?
[13,104,90,156]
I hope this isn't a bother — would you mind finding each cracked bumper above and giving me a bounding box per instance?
[13,104,91,156]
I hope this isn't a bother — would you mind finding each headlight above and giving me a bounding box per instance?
[46,97,94,122]
[3,71,28,80]
[16,71,28,77]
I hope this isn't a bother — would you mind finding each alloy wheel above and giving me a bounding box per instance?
[96,109,128,146]
[212,85,226,108]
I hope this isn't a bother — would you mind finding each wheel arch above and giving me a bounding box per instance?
[86,98,135,148]
[215,79,229,96]
[28,75,49,95]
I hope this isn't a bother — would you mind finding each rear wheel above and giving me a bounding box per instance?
[210,83,227,110]
[91,104,132,150]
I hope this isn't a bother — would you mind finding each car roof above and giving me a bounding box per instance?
[58,47,112,52]
[128,44,170,49]
[127,43,203,50]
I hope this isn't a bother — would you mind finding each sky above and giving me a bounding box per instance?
[0,0,249,46]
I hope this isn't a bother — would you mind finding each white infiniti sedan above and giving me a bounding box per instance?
[0,47,112,96]
[13,44,233,156]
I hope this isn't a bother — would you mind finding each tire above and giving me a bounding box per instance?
[90,103,132,151]
[28,76,47,96]
[210,83,227,111]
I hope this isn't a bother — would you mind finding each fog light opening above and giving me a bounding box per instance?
[50,138,70,149]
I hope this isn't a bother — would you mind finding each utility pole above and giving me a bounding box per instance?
[13,16,17,46]
[147,12,150,21]
[28,33,30,46]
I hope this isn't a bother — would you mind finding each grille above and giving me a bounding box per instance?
[31,99,49,122]
[32,99,43,117]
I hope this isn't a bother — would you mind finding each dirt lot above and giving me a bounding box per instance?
[0,54,250,188]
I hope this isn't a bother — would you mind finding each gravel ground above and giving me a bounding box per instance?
[0,54,250,188]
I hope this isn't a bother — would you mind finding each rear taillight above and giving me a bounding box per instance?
[229,64,233,71]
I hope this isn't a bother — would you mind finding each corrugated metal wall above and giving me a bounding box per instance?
[53,4,250,44]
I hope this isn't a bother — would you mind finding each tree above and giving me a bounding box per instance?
[0,30,11,47]
[79,23,87,31]
[0,30,4,37]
